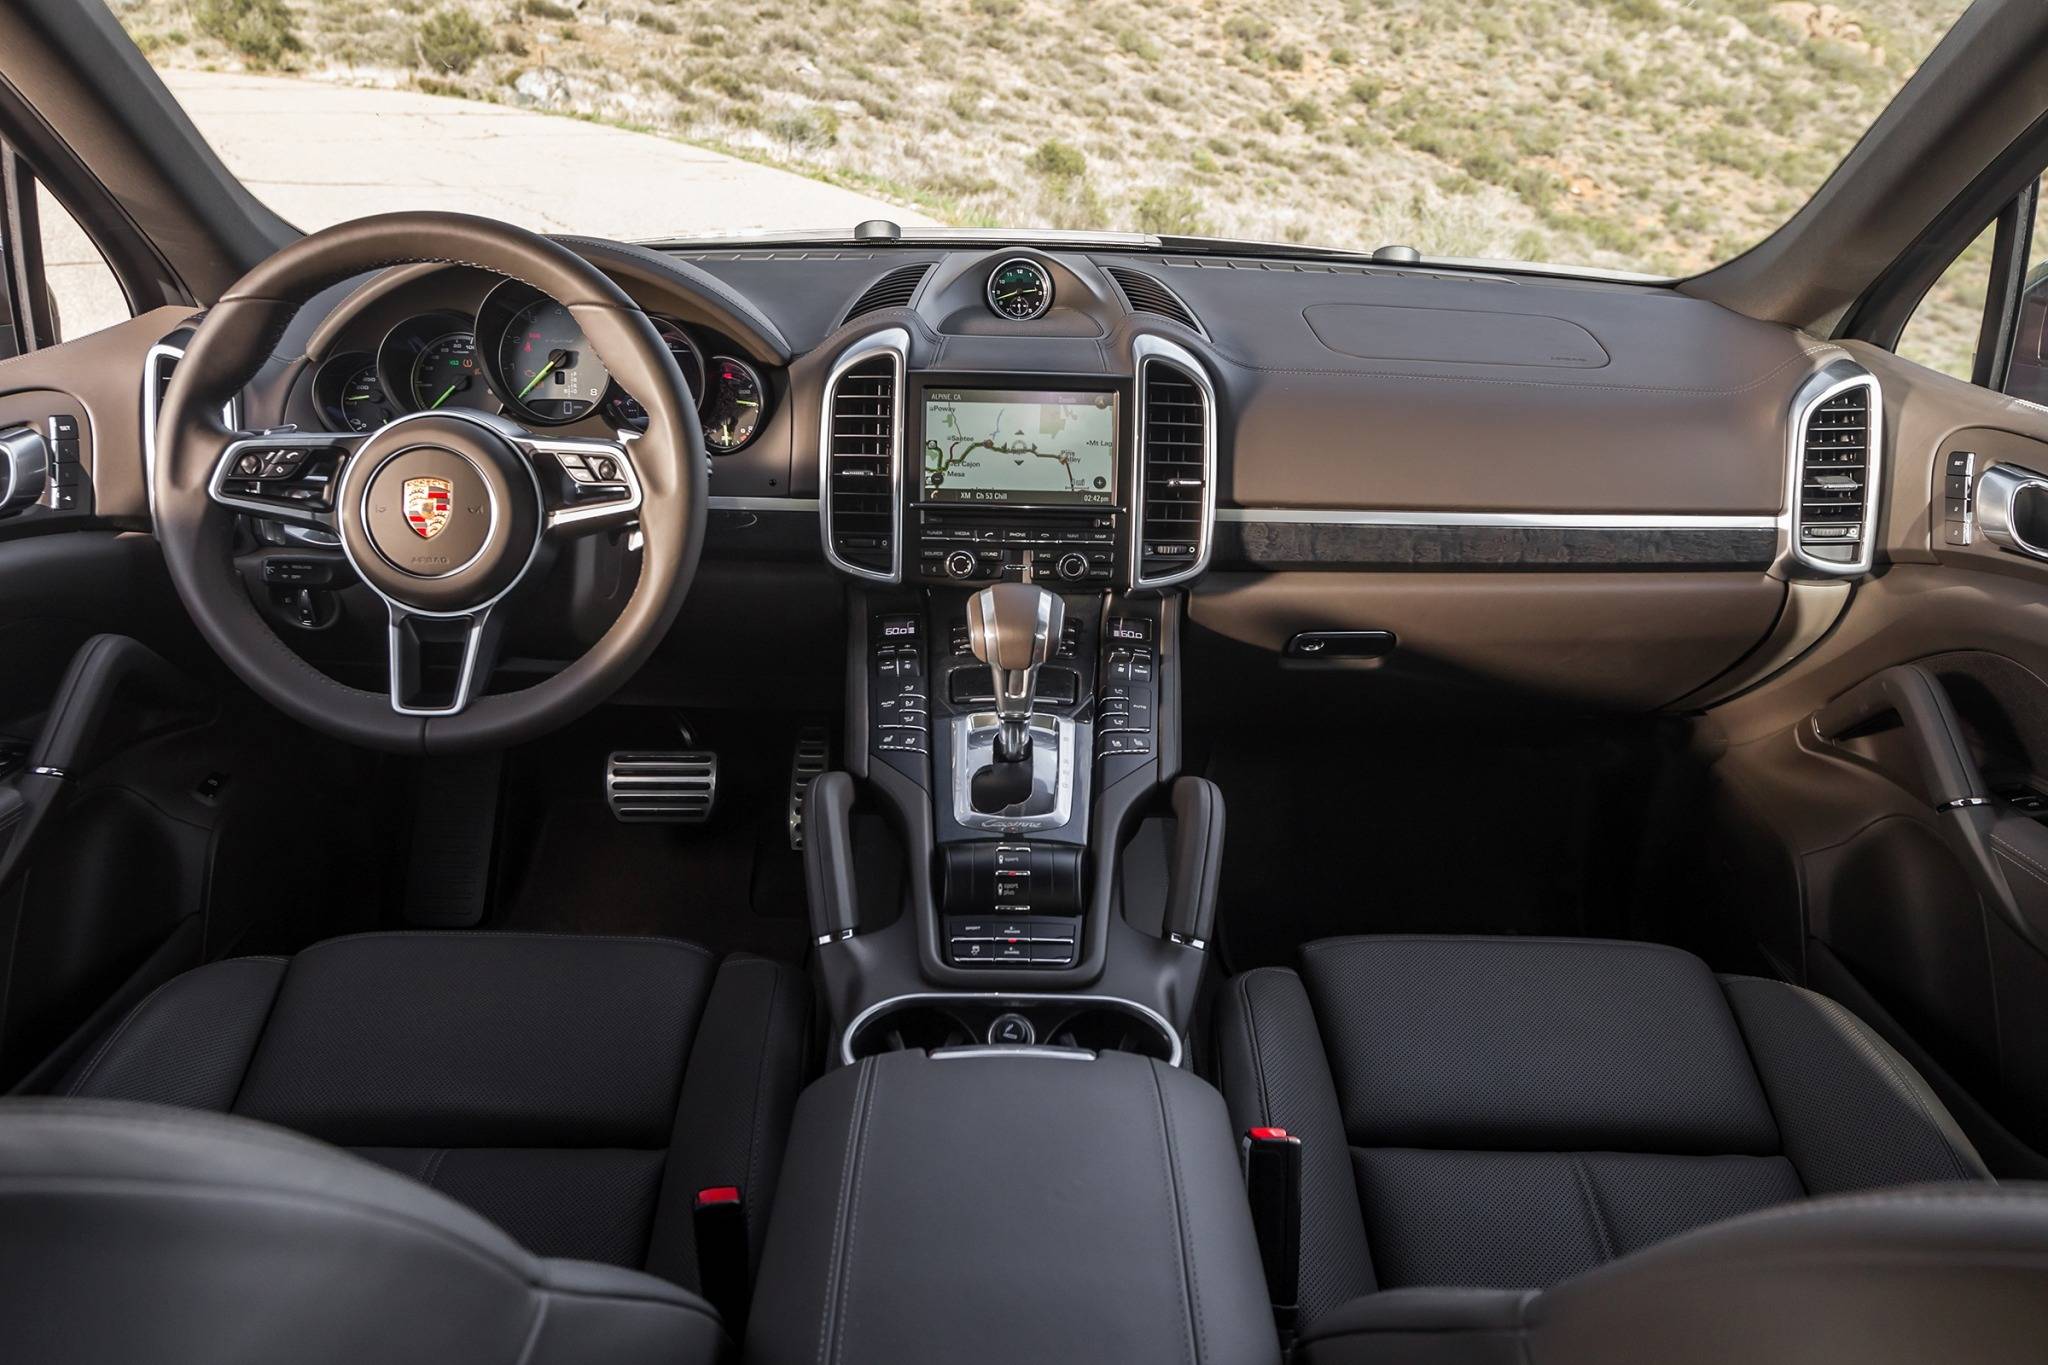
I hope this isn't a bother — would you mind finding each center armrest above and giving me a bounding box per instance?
[747,1049,1280,1365]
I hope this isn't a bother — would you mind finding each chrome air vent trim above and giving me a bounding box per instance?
[142,339,239,524]
[1129,334,1217,590]
[817,327,908,583]
[1786,359,1882,577]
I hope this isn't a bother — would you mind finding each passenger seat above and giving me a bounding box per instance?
[1215,935,1989,1326]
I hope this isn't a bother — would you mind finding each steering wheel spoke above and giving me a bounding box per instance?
[209,430,365,533]
[386,602,503,716]
[524,433,644,538]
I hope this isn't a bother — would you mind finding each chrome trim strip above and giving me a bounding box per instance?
[1784,359,1882,578]
[1130,334,1218,590]
[1216,507,1777,530]
[930,1045,1096,1061]
[840,990,1183,1067]
[709,495,819,512]
[817,327,908,583]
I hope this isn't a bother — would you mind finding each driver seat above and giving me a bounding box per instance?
[12,931,810,1358]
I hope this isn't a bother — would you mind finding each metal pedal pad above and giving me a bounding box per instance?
[788,727,831,849]
[607,750,717,823]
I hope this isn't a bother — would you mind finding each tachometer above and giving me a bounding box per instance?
[703,356,766,452]
[410,332,482,411]
[498,297,612,424]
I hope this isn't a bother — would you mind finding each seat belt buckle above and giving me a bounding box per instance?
[1241,1128,1301,1336]
[692,1185,751,1332]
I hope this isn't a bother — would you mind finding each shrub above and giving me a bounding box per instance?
[418,9,493,73]
[769,106,840,151]
[194,0,301,67]
[1030,139,1088,179]
[1133,186,1207,235]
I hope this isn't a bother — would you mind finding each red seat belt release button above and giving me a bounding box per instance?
[692,1185,750,1332]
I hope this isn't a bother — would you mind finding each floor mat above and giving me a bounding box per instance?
[491,708,819,963]
[1200,719,1672,973]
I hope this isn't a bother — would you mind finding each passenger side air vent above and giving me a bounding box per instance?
[820,331,906,581]
[1133,340,1215,588]
[1107,266,1204,335]
[842,263,932,322]
[1791,366,1881,574]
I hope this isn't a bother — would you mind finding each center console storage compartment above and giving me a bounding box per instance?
[747,1049,1280,1365]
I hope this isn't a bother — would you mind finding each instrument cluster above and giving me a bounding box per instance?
[309,279,769,453]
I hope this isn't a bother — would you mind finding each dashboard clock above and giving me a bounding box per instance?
[986,258,1053,321]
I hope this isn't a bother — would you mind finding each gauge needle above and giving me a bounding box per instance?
[430,383,458,408]
[518,351,567,400]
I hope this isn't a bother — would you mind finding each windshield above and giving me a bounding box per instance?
[117,0,1963,274]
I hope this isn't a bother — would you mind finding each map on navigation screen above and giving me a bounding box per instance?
[922,389,1117,505]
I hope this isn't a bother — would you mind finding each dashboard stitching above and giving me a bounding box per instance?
[1197,340,1839,396]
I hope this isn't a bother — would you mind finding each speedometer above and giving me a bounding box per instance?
[410,332,482,411]
[498,297,611,424]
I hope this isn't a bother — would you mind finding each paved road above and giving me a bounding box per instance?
[42,68,932,338]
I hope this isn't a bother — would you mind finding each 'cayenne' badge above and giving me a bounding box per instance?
[403,477,453,539]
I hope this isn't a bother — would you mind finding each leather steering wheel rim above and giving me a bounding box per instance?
[153,211,706,754]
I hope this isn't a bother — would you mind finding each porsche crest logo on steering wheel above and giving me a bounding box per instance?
[402,477,454,540]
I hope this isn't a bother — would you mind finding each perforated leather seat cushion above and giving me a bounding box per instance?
[1215,935,1988,1326]
[55,932,810,1289]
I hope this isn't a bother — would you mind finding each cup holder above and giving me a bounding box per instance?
[843,993,1181,1065]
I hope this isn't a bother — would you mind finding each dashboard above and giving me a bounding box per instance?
[162,233,1876,714]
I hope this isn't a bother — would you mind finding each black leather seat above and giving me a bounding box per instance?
[42,932,809,1292]
[1215,935,1990,1328]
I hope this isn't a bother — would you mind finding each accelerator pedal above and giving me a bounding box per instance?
[607,750,718,824]
[788,727,831,849]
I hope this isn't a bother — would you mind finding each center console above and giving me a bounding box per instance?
[809,324,1221,1063]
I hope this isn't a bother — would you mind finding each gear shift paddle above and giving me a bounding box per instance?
[967,580,1063,763]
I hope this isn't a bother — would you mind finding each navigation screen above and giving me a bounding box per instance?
[921,389,1117,506]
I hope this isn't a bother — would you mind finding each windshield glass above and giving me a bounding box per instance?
[118,0,1962,274]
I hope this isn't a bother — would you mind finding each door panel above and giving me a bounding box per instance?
[1707,343,2048,1173]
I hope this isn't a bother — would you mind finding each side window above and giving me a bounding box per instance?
[33,180,131,343]
[1896,220,1997,381]
[1890,180,2045,396]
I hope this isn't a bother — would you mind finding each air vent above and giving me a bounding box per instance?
[820,332,905,581]
[1792,368,1881,574]
[1133,342,1215,587]
[843,263,932,322]
[1107,266,1204,334]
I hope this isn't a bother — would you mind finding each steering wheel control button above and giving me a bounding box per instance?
[987,1013,1035,1046]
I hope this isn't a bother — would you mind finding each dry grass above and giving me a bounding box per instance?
[117,0,1984,367]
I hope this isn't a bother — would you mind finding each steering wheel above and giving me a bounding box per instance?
[153,212,705,753]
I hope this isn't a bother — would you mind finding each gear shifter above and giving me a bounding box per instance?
[967,580,1063,763]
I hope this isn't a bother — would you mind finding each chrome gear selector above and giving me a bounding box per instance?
[966,580,1063,763]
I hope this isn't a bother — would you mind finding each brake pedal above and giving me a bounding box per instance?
[607,751,717,823]
[788,727,830,849]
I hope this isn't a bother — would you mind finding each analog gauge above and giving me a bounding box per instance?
[986,258,1053,321]
[703,356,766,453]
[338,363,398,432]
[602,320,706,428]
[410,332,483,411]
[498,297,612,424]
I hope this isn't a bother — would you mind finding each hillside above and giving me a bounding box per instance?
[116,0,1963,273]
